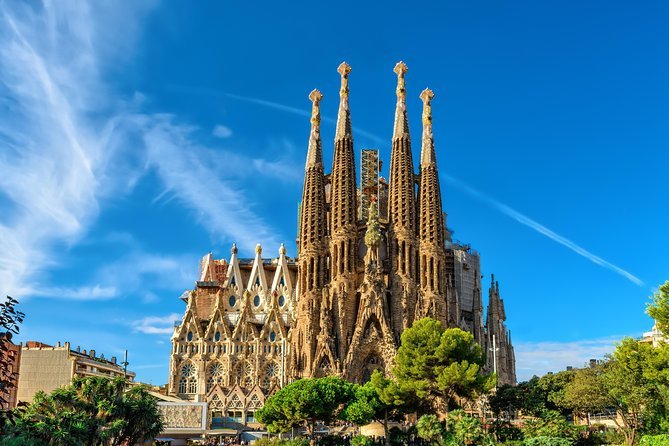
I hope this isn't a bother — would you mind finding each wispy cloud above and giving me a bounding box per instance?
[137,114,282,252]
[130,313,181,335]
[0,1,288,297]
[92,247,197,298]
[0,1,127,298]
[514,336,627,381]
[443,175,644,286]
[28,285,118,301]
[212,124,232,138]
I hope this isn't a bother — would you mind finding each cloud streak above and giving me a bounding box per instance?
[0,1,290,298]
[217,90,643,287]
[130,313,181,335]
[443,175,644,286]
[190,87,390,145]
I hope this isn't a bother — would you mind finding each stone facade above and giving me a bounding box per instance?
[168,62,516,427]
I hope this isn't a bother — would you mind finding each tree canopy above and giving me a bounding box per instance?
[257,376,354,435]
[648,280,669,334]
[393,318,494,413]
[0,376,163,446]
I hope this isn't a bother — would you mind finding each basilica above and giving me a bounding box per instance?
[167,62,516,428]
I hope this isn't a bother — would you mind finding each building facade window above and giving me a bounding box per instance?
[207,362,226,391]
[180,362,197,394]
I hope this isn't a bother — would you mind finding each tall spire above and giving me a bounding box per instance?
[388,61,418,335]
[418,87,444,246]
[393,61,410,140]
[293,88,329,379]
[417,87,447,324]
[329,62,358,362]
[335,62,352,141]
[306,89,324,169]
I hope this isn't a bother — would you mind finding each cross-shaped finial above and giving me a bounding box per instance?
[337,61,352,77]
[394,61,408,76]
[394,61,408,100]
[420,88,434,104]
[309,88,323,105]
[338,62,352,98]
[420,88,435,126]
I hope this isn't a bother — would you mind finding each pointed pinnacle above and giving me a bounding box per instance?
[306,89,324,168]
[392,62,410,140]
[420,88,436,167]
[335,62,352,141]
[394,61,408,100]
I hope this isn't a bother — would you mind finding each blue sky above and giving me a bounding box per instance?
[1,0,667,384]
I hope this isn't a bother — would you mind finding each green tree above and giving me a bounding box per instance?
[488,384,521,418]
[537,370,575,417]
[445,409,490,446]
[561,366,609,425]
[0,376,163,445]
[342,371,414,440]
[394,318,494,413]
[601,338,660,446]
[257,377,354,436]
[648,280,669,334]
[417,414,445,446]
[522,410,579,442]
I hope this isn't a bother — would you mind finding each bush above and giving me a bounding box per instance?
[490,419,523,442]
[523,411,579,442]
[317,435,347,446]
[600,429,625,446]
[351,435,374,446]
[523,436,573,446]
[388,427,408,446]
[640,435,669,446]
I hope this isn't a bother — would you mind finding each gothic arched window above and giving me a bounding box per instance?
[179,362,197,394]
[207,362,226,391]
[262,362,280,388]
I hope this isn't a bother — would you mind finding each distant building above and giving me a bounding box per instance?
[0,336,21,410]
[16,341,135,404]
[640,324,666,347]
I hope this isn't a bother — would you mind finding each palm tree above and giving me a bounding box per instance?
[0,376,163,446]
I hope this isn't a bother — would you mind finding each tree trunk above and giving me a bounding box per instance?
[383,409,389,443]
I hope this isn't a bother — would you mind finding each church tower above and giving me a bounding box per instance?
[166,62,517,432]
[485,275,517,385]
[292,90,329,378]
[416,88,448,324]
[327,62,359,362]
[387,62,419,337]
